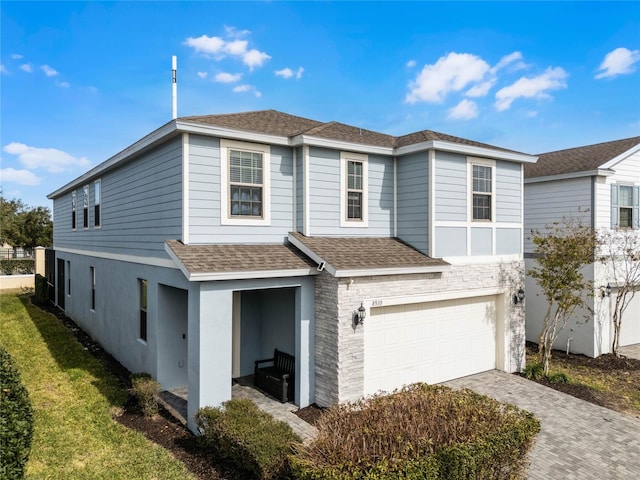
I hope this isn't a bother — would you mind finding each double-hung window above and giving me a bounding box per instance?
[94,179,101,227]
[83,185,89,229]
[612,184,639,229]
[90,266,96,310]
[71,191,77,230]
[472,164,492,221]
[220,139,271,225]
[340,152,368,227]
[139,279,147,342]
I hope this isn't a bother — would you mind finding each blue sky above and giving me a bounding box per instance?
[1,1,639,209]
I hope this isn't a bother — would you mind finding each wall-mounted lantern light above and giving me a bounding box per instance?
[353,302,366,326]
[601,283,612,298]
[513,288,525,305]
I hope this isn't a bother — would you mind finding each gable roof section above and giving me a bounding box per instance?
[525,136,640,179]
[287,232,450,277]
[165,239,318,281]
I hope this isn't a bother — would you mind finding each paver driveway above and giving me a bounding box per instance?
[444,371,640,480]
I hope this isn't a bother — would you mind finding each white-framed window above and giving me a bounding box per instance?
[83,185,89,229]
[220,139,271,226]
[71,191,77,230]
[470,160,495,221]
[139,279,147,342]
[90,266,96,311]
[340,152,368,227]
[94,179,101,228]
[612,184,639,229]
[66,260,71,297]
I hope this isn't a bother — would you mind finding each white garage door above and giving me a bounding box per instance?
[619,292,640,347]
[364,296,497,395]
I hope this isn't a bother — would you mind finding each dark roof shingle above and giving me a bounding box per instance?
[525,136,640,178]
[166,240,316,276]
[288,232,449,272]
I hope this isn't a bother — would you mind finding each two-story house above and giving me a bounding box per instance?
[48,110,536,432]
[524,137,640,358]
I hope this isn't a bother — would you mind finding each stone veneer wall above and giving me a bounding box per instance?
[314,260,525,407]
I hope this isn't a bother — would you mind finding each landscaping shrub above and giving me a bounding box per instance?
[130,372,160,417]
[547,372,569,384]
[0,346,34,480]
[522,362,545,380]
[196,398,301,479]
[33,274,48,305]
[290,383,540,480]
[0,259,34,276]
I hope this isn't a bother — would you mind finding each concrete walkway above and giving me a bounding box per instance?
[619,343,640,360]
[444,371,640,480]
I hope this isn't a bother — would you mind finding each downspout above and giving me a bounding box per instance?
[293,148,297,232]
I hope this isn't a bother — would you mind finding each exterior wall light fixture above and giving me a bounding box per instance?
[601,283,612,298]
[513,288,525,305]
[353,302,366,326]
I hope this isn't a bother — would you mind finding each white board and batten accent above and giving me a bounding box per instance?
[618,291,640,347]
[363,289,504,396]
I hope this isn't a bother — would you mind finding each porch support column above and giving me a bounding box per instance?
[187,286,233,433]
[295,278,315,408]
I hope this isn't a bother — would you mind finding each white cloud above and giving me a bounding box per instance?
[184,32,270,70]
[11,54,23,59]
[447,99,479,120]
[215,72,242,83]
[465,79,496,97]
[233,84,261,97]
[0,64,8,75]
[526,110,538,118]
[184,35,226,55]
[243,49,271,70]
[58,81,70,88]
[494,66,568,111]
[275,67,304,79]
[41,64,59,76]
[0,168,41,186]
[595,47,640,79]
[275,68,294,79]
[406,52,490,103]
[3,142,90,173]
[197,72,208,79]
[492,51,525,73]
[20,64,32,73]
[406,60,417,68]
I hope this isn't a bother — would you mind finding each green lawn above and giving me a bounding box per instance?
[0,293,194,480]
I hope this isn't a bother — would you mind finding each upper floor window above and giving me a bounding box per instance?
[94,179,101,227]
[612,184,638,229]
[340,152,368,227]
[220,139,271,226]
[71,191,77,230]
[83,185,89,229]
[472,164,492,221]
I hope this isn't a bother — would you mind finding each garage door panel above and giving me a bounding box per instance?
[364,296,497,395]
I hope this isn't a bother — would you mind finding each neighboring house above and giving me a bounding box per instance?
[48,110,536,432]
[524,137,640,357]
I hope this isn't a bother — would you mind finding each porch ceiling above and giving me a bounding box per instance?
[165,240,318,281]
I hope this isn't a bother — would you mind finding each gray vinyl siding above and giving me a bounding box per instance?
[523,176,592,253]
[295,147,304,232]
[396,152,429,254]
[307,147,393,236]
[496,161,522,223]
[53,138,183,257]
[188,135,295,244]
[434,152,467,221]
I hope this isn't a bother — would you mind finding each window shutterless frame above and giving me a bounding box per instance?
[94,179,101,227]
[471,163,493,221]
[139,279,147,342]
[71,191,77,230]
[83,185,90,229]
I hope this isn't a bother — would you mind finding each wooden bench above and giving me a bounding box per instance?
[254,349,295,403]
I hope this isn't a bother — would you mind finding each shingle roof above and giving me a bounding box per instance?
[288,232,449,275]
[525,136,640,179]
[165,240,317,279]
[179,109,528,153]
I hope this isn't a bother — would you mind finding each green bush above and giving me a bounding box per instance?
[196,398,301,479]
[0,260,34,275]
[130,373,160,417]
[547,372,569,384]
[290,383,540,480]
[33,274,48,304]
[0,346,34,479]
[522,362,545,380]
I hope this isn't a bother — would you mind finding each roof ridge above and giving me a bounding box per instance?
[537,136,640,156]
